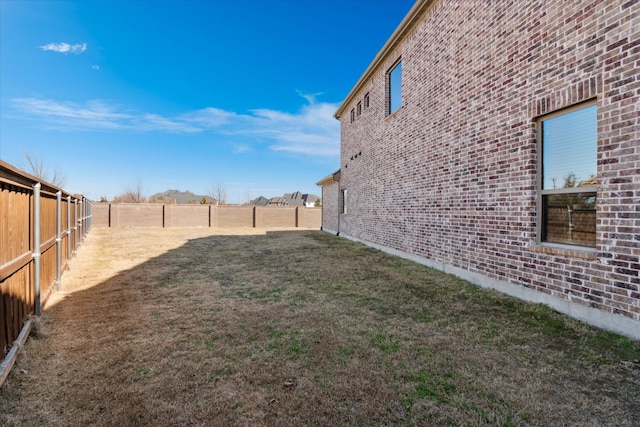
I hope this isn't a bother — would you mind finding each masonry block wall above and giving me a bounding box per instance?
[298,206,323,229]
[213,206,255,228]
[166,205,210,227]
[255,207,297,227]
[92,204,321,229]
[333,0,639,334]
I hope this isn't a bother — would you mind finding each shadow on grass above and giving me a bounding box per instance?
[1,228,639,426]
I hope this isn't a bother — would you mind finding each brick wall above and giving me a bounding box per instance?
[255,207,297,227]
[297,206,323,229]
[213,206,254,228]
[318,177,340,234]
[331,0,639,335]
[166,205,211,227]
[108,204,164,228]
[93,204,321,229]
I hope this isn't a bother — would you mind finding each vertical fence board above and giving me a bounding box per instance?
[0,160,92,360]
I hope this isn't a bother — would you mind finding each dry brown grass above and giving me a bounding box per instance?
[1,227,639,426]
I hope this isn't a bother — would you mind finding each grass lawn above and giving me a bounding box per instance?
[1,227,639,426]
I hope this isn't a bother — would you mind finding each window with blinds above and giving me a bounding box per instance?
[539,102,597,247]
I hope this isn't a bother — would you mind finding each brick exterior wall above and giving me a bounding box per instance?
[327,0,639,337]
[317,174,340,234]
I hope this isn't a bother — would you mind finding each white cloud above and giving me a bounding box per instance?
[9,94,341,157]
[248,101,340,156]
[92,64,100,70]
[39,42,87,54]
[137,114,201,133]
[180,107,238,128]
[232,143,251,154]
[11,98,131,130]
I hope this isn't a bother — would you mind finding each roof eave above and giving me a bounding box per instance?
[315,169,341,186]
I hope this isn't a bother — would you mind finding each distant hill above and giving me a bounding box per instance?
[149,189,215,204]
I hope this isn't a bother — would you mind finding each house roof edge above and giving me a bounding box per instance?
[316,169,341,186]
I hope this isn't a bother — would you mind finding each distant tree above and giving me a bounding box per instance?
[314,198,321,207]
[23,151,66,188]
[563,172,577,188]
[551,172,595,208]
[200,197,208,204]
[113,179,147,203]
[209,181,227,206]
[99,196,108,203]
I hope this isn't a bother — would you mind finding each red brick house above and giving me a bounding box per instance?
[318,0,639,339]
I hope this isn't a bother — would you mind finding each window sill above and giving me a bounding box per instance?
[531,243,596,260]
[385,106,404,119]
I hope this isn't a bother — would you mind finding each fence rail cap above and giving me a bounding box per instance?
[0,160,80,199]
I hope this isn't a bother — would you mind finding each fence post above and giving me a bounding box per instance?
[78,199,83,243]
[67,195,72,262]
[74,199,78,256]
[56,191,62,290]
[86,199,92,231]
[33,183,42,317]
[83,197,88,239]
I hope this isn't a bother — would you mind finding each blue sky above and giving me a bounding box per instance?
[0,0,415,203]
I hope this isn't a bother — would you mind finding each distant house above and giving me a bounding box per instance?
[253,193,320,207]
[281,191,321,208]
[268,197,283,206]
[303,194,320,208]
[251,196,270,206]
[317,0,639,339]
[282,191,304,207]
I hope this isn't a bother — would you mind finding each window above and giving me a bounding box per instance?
[538,102,597,247]
[388,60,402,115]
[340,189,347,214]
[357,101,362,116]
[364,92,370,109]
[350,109,355,123]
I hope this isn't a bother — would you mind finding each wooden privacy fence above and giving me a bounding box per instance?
[0,160,92,362]
[545,205,596,247]
[93,204,322,229]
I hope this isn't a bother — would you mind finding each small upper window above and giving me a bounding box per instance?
[388,60,402,115]
[539,102,597,247]
[350,109,355,123]
[357,101,362,116]
[364,93,370,109]
[340,189,347,214]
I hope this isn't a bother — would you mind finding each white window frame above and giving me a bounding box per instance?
[340,189,347,214]
[387,59,402,115]
[537,101,598,249]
